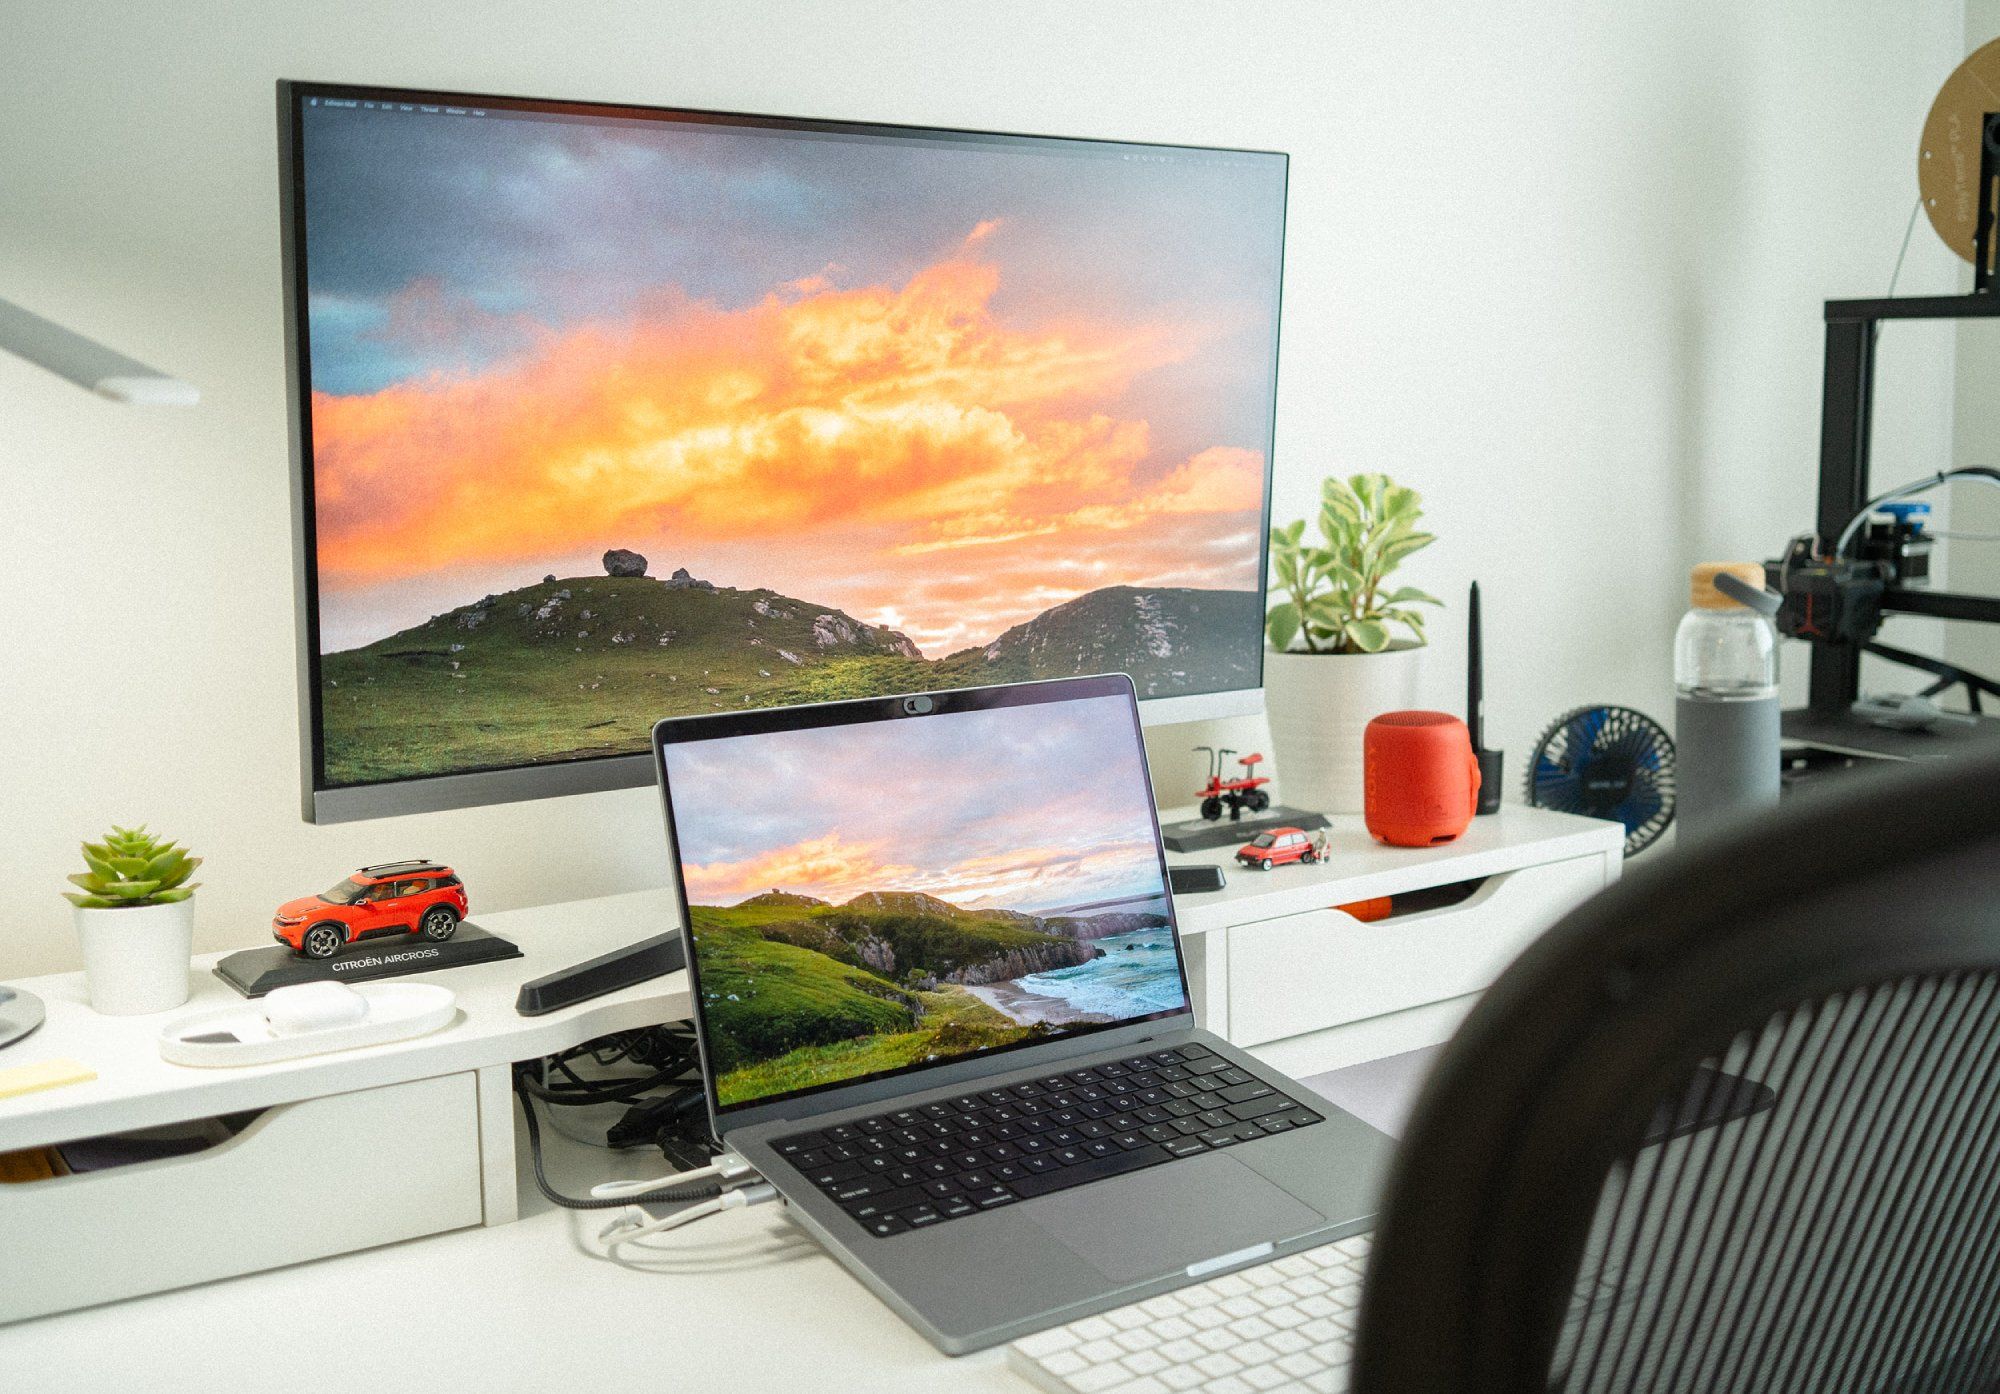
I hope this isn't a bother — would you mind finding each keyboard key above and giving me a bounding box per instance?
[1220,1081,1275,1104]
[1164,1135,1208,1157]
[842,1184,926,1220]
[1227,1095,1289,1123]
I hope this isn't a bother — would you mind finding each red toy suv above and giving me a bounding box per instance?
[272,861,468,960]
[1234,827,1320,871]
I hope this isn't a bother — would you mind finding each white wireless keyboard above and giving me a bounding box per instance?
[1006,1233,1370,1394]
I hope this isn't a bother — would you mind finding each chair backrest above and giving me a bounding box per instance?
[1354,748,2000,1393]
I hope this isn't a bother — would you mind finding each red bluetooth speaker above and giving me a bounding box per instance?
[1364,711,1482,847]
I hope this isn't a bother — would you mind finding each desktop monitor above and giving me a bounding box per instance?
[279,82,1288,822]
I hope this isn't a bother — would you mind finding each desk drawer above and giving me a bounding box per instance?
[1226,855,1604,1048]
[0,1072,482,1322]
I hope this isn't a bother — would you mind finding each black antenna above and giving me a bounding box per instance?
[1468,580,1484,749]
[1470,581,1503,815]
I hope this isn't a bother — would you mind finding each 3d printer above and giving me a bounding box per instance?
[1764,39,2000,769]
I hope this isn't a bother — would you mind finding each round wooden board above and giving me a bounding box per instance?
[1921,36,2000,264]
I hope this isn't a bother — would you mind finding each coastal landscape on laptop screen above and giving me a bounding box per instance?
[297,96,1283,786]
[661,695,1186,1109]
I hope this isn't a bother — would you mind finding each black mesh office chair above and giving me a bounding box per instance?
[1354,748,2000,1393]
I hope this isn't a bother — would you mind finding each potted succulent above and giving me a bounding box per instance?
[63,825,202,1015]
[1263,473,1440,813]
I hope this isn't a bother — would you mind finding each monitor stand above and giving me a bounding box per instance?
[1158,804,1330,853]
[0,986,45,1051]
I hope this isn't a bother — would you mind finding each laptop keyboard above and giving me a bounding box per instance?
[772,1043,1324,1238]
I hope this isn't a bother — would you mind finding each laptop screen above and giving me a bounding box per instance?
[656,680,1191,1116]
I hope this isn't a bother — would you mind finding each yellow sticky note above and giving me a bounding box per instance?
[0,1058,96,1101]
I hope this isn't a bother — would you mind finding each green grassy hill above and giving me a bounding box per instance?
[319,568,1260,785]
[689,888,1106,1104]
[319,574,926,783]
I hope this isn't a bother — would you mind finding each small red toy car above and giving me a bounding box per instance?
[1234,827,1319,870]
[272,861,468,960]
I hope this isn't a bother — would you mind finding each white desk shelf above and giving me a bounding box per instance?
[0,802,1617,1324]
[1163,803,1622,1076]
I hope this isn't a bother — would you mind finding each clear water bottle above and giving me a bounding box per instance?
[1674,562,1780,843]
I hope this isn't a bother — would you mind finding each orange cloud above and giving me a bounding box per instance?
[682,832,913,905]
[313,244,1265,651]
[683,831,1159,912]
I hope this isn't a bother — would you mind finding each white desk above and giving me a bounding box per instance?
[5,1047,1435,1394]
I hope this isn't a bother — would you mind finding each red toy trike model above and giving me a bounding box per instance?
[1195,745,1272,822]
[271,861,468,960]
[1235,827,1320,870]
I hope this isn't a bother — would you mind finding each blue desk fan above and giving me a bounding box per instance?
[1525,705,1677,855]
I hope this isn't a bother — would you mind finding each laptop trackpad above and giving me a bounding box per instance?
[1027,1152,1327,1283]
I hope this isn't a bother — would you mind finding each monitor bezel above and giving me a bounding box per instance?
[650,674,1194,1135]
[279,79,1287,824]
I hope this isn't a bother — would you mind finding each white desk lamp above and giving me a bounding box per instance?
[0,296,199,404]
[0,986,45,1051]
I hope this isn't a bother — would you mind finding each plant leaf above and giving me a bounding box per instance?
[97,878,164,898]
[64,892,120,908]
[1344,618,1391,652]
[152,886,197,903]
[1265,600,1301,653]
[1274,545,1300,587]
[1377,531,1436,569]
[1384,586,1441,607]
[66,872,110,892]
[155,855,200,891]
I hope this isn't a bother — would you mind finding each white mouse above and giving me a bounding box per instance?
[262,982,370,1035]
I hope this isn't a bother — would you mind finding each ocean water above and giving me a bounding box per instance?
[1013,928,1186,1019]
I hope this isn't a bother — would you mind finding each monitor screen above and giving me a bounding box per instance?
[655,681,1189,1115]
[282,83,1286,819]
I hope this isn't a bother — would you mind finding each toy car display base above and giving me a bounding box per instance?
[212,924,522,999]
[1159,805,1331,853]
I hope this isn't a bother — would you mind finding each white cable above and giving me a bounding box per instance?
[1834,469,2000,559]
[598,1181,780,1252]
[587,1150,756,1199]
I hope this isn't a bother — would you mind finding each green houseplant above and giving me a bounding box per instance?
[1262,474,1443,812]
[1265,474,1439,654]
[65,825,202,1015]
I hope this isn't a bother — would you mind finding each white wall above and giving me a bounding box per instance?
[0,1,1964,977]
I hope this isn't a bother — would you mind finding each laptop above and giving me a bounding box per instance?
[650,674,1392,1354]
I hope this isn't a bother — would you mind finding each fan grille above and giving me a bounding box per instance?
[1525,704,1677,855]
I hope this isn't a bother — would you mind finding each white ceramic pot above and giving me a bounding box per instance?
[1264,643,1425,814]
[73,899,195,1015]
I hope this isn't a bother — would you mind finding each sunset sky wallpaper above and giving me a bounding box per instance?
[300,103,1285,655]
[664,697,1166,915]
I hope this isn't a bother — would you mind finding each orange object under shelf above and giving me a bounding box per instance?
[1336,896,1393,923]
